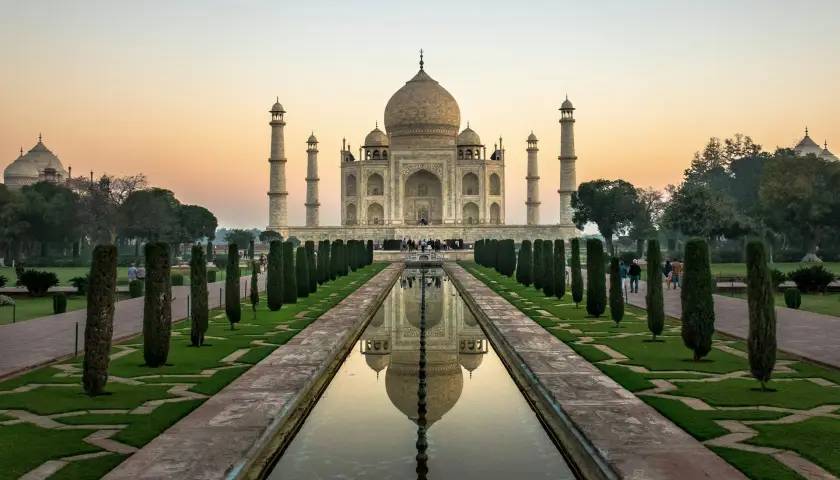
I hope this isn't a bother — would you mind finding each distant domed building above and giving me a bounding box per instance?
[3,135,69,190]
[793,128,838,161]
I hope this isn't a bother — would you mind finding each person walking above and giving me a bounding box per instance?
[619,260,629,292]
[663,260,673,289]
[628,260,642,293]
[671,259,683,289]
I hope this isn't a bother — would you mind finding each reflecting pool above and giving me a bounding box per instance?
[268,268,575,479]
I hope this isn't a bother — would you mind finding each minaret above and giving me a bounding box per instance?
[267,98,288,233]
[558,96,577,225]
[305,133,320,227]
[525,132,540,225]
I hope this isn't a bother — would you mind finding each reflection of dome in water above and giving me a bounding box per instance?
[459,353,484,372]
[403,286,443,329]
[385,351,463,426]
[365,353,390,373]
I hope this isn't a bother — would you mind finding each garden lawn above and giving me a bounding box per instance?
[461,261,840,480]
[721,291,840,318]
[0,262,386,479]
[0,265,250,288]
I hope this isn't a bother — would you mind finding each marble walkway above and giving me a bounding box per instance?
[624,280,840,369]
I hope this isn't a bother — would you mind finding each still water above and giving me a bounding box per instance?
[268,268,575,479]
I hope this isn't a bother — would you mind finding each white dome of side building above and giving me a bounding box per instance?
[793,127,838,161]
[3,135,69,190]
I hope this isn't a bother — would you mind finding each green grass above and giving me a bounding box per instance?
[461,261,840,479]
[0,265,249,287]
[721,291,840,318]
[0,262,387,478]
[641,262,840,280]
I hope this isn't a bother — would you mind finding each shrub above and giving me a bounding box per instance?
[746,241,777,390]
[207,270,217,283]
[498,239,516,277]
[542,240,554,297]
[128,279,144,298]
[367,240,374,265]
[681,239,715,361]
[0,275,6,288]
[783,289,801,309]
[788,265,835,293]
[608,257,624,326]
[283,241,297,303]
[533,240,544,290]
[83,245,117,395]
[296,246,310,298]
[770,269,787,290]
[266,240,283,311]
[250,260,259,314]
[189,244,208,346]
[570,238,583,307]
[0,295,14,306]
[212,254,227,271]
[305,241,317,293]
[516,240,532,286]
[225,243,241,329]
[143,242,172,367]
[646,239,665,340]
[554,239,565,299]
[171,273,185,286]
[585,239,606,318]
[70,276,88,295]
[52,292,68,314]
[17,270,59,296]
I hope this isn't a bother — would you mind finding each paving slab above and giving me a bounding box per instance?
[446,262,745,480]
[103,263,403,480]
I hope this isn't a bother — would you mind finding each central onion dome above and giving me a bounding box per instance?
[384,68,460,141]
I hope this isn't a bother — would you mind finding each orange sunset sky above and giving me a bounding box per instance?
[1,1,838,228]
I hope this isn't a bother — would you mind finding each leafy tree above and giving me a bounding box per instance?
[683,134,761,192]
[681,239,715,361]
[585,239,606,317]
[305,241,317,293]
[296,246,310,298]
[19,182,80,255]
[542,240,554,297]
[179,205,217,243]
[83,245,117,395]
[189,244,208,346]
[225,229,255,250]
[143,242,172,367]
[282,241,297,303]
[645,239,665,340]
[572,179,640,255]
[259,230,282,243]
[570,238,583,307]
[516,240,532,286]
[629,188,663,257]
[746,240,776,391]
[608,257,624,326]
[118,188,181,243]
[225,243,241,329]
[266,240,283,311]
[554,239,565,299]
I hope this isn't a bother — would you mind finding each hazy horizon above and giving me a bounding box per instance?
[2,0,838,228]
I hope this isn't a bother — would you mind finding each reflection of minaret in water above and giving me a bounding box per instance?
[416,268,429,480]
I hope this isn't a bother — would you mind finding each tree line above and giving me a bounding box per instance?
[572,134,840,261]
[0,175,217,264]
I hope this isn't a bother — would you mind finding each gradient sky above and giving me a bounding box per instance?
[1,0,838,228]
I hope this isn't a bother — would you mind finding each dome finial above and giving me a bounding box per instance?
[375,121,378,129]
[38,132,42,142]
[825,140,829,149]
[419,48,424,71]
[19,147,23,156]
[467,121,470,128]
[805,126,809,136]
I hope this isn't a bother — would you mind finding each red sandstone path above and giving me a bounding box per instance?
[0,275,263,380]
[625,280,840,369]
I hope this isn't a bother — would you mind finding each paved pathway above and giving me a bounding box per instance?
[625,280,840,369]
[0,274,264,380]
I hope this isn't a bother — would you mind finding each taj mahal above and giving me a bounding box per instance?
[265,53,580,243]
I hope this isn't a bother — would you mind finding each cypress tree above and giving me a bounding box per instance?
[305,241,317,293]
[681,239,715,361]
[296,246,310,298]
[282,241,297,303]
[498,239,515,277]
[320,240,331,283]
[475,239,483,265]
[554,239,566,299]
[143,242,172,367]
[367,240,374,265]
[542,241,554,297]
[609,257,624,326]
[190,244,208,346]
[586,239,607,317]
[249,260,259,316]
[341,240,350,276]
[206,240,213,262]
[571,238,583,307]
[225,243,241,329]
[247,239,255,260]
[347,240,357,272]
[83,245,117,395]
[746,240,777,391]
[646,239,665,341]
[516,240,532,286]
[266,240,283,311]
[533,239,544,290]
[329,240,340,280]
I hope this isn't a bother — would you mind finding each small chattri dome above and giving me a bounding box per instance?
[794,128,822,157]
[527,131,538,142]
[364,126,389,147]
[821,142,838,162]
[457,126,481,146]
[561,97,574,110]
[307,133,318,144]
[270,98,284,113]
